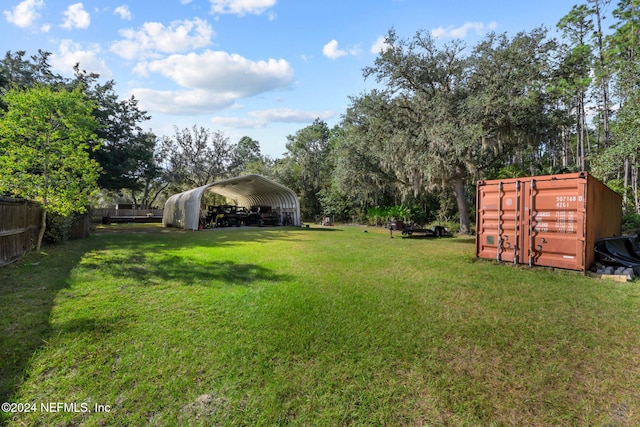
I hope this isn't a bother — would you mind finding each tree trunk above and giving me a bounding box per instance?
[592,0,611,149]
[36,209,47,252]
[634,158,639,214]
[140,177,153,209]
[582,94,590,166]
[577,93,586,170]
[453,175,470,234]
[562,126,569,169]
[149,183,170,208]
[624,158,629,212]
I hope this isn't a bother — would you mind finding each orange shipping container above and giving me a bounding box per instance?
[476,172,622,272]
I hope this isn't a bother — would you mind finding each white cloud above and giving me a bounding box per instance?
[431,21,497,39]
[322,39,359,60]
[209,0,276,16]
[131,50,294,116]
[114,5,132,21]
[132,88,237,114]
[210,116,266,128]
[50,39,112,78]
[322,40,347,60]
[370,36,391,54]
[138,50,294,97]
[3,0,44,28]
[61,3,90,30]
[110,18,214,59]
[210,108,335,129]
[248,108,334,123]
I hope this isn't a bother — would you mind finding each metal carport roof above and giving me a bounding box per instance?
[162,174,301,230]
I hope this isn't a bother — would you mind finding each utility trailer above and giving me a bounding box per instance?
[389,220,450,238]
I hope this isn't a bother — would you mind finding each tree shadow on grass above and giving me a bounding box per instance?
[0,238,94,424]
[300,226,343,232]
[0,227,292,424]
[55,315,129,336]
[98,225,313,250]
[79,249,290,288]
[77,228,299,297]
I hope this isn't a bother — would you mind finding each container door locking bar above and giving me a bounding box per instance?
[529,179,536,267]
[497,181,503,262]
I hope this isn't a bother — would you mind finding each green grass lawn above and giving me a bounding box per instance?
[2,224,640,426]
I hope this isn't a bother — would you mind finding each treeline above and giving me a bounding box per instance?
[1,0,639,236]
[280,0,640,232]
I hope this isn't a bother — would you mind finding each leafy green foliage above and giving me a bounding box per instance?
[593,98,640,181]
[73,68,154,194]
[160,125,232,190]
[0,53,158,206]
[587,0,640,213]
[317,186,352,220]
[0,85,101,250]
[0,50,66,98]
[0,85,101,215]
[229,136,262,176]
[554,4,595,170]
[339,28,556,233]
[622,211,640,232]
[365,205,423,225]
[279,119,334,218]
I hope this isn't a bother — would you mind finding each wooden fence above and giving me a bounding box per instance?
[91,208,164,222]
[0,196,43,267]
[70,214,91,239]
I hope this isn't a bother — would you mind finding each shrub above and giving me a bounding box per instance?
[622,212,640,233]
[44,212,88,243]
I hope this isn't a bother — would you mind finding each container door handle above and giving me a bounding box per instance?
[529,179,536,267]
[514,180,520,264]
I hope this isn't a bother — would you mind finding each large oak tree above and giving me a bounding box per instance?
[339,28,554,233]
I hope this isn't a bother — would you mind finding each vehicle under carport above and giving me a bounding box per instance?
[162,174,301,230]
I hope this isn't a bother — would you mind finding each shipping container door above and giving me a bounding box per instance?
[476,180,524,264]
[522,177,587,271]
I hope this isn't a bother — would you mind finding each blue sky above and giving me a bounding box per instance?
[2,0,581,157]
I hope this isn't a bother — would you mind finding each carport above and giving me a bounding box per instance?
[162,174,301,230]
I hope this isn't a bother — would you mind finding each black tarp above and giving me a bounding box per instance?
[594,235,640,274]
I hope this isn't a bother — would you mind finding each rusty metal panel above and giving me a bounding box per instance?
[523,175,587,270]
[476,172,622,272]
[585,173,624,270]
[476,179,522,264]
